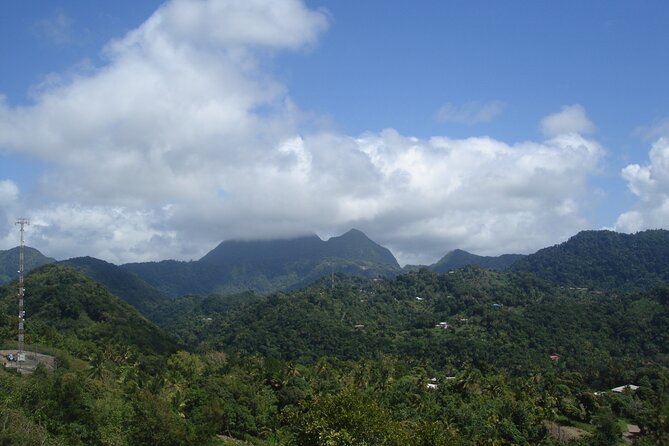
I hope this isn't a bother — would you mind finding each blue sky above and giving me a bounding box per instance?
[1,0,668,265]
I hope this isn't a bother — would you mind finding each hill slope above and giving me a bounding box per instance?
[0,264,176,355]
[173,267,669,373]
[124,228,401,296]
[0,246,56,284]
[430,249,524,273]
[182,268,669,371]
[60,256,171,320]
[511,229,669,289]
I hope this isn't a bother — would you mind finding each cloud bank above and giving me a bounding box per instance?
[616,136,669,233]
[0,0,609,265]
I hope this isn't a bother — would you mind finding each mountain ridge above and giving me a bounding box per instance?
[124,228,402,296]
[59,256,172,321]
[511,229,669,289]
[4,228,669,299]
[430,248,525,273]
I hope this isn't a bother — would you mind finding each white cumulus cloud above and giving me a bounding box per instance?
[616,137,669,233]
[0,0,607,265]
[540,104,596,137]
[346,130,603,264]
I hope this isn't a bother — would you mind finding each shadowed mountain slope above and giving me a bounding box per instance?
[0,246,56,284]
[430,249,524,273]
[124,229,401,296]
[60,256,171,320]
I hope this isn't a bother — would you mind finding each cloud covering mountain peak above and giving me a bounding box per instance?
[0,0,660,266]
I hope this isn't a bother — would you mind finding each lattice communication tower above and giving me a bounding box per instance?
[15,218,29,365]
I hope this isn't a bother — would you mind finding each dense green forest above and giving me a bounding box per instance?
[0,265,176,357]
[2,232,669,445]
[0,246,55,284]
[511,230,669,290]
[171,268,669,379]
[60,256,172,321]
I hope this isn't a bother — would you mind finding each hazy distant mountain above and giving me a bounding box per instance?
[60,256,171,320]
[124,229,401,296]
[511,229,669,289]
[430,249,525,273]
[0,246,56,284]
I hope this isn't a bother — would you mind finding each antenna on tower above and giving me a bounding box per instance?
[15,218,29,369]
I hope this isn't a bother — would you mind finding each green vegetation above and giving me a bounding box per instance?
[165,268,669,383]
[0,246,55,284]
[2,231,669,444]
[512,229,669,290]
[60,256,172,320]
[0,264,176,356]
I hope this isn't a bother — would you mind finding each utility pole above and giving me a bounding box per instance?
[15,218,29,369]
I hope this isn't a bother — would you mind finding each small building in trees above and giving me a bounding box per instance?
[611,384,639,393]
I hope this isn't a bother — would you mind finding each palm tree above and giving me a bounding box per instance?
[86,350,107,380]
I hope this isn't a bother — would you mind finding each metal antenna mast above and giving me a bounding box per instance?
[15,218,29,366]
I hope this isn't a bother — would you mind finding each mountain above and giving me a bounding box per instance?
[0,246,56,284]
[0,264,176,355]
[59,256,171,320]
[123,228,401,296]
[199,233,324,267]
[430,249,524,273]
[511,229,669,289]
[321,229,399,266]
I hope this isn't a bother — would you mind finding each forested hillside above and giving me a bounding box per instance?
[2,232,669,445]
[168,268,669,379]
[0,246,55,284]
[60,256,171,321]
[511,229,669,289]
[2,265,668,445]
[0,264,176,356]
